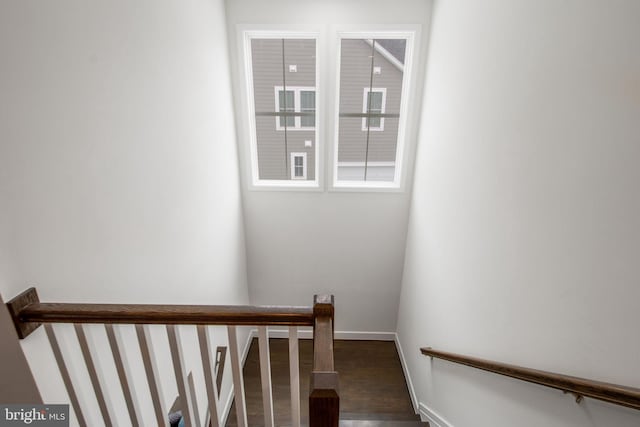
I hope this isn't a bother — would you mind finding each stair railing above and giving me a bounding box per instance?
[7,288,339,427]
[422,347,640,411]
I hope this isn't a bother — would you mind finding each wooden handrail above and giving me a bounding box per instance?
[309,295,339,427]
[7,287,314,339]
[421,347,640,411]
[7,287,340,426]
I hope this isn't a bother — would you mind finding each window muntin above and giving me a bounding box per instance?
[247,36,318,185]
[334,36,411,187]
[290,152,307,179]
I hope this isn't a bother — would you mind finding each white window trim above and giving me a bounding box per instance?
[290,152,308,180]
[332,30,417,191]
[361,87,387,131]
[241,29,321,190]
[274,86,316,131]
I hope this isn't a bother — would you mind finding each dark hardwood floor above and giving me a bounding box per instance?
[224,339,418,427]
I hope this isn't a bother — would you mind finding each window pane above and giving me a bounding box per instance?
[368,91,383,111]
[250,37,316,182]
[300,90,315,127]
[366,91,383,128]
[336,116,368,181]
[336,38,407,183]
[278,90,295,127]
[251,39,287,180]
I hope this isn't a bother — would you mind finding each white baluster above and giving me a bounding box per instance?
[227,326,247,427]
[45,325,87,427]
[105,324,142,427]
[187,372,201,427]
[74,324,115,427]
[167,325,197,427]
[136,325,168,426]
[258,326,275,427]
[289,326,301,427]
[197,325,220,427]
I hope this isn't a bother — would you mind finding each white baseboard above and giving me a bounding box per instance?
[419,402,453,427]
[264,328,396,341]
[394,333,419,413]
[258,327,313,339]
[334,330,396,341]
[220,328,254,427]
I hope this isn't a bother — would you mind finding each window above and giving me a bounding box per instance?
[362,88,386,131]
[242,29,416,190]
[245,34,318,186]
[290,152,307,179]
[274,87,316,130]
[334,35,413,188]
[300,90,316,127]
[276,89,295,128]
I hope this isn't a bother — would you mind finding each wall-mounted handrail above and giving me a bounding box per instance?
[421,347,640,411]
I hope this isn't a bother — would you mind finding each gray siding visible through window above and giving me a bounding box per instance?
[337,38,406,183]
[250,38,316,181]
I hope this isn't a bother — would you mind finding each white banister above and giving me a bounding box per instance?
[74,324,115,427]
[197,325,221,427]
[167,325,197,427]
[258,326,275,427]
[136,324,168,426]
[187,372,202,427]
[227,326,248,427]
[6,290,329,427]
[289,326,301,427]
[105,324,142,427]
[44,325,87,427]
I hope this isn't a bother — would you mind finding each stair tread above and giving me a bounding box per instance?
[339,421,428,427]
[340,412,422,421]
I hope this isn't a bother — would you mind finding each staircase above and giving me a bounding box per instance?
[232,339,428,427]
[9,289,428,426]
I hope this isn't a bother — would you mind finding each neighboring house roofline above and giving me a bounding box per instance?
[364,39,404,72]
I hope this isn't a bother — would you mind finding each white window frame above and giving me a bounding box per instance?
[361,87,387,131]
[290,152,307,179]
[274,86,316,131]
[332,30,416,191]
[242,30,320,189]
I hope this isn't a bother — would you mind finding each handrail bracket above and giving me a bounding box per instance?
[563,390,584,404]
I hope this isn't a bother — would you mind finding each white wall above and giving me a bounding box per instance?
[226,0,433,332]
[0,0,250,425]
[0,207,41,403]
[397,0,640,426]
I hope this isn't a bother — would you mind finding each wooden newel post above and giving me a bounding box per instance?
[309,295,339,427]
